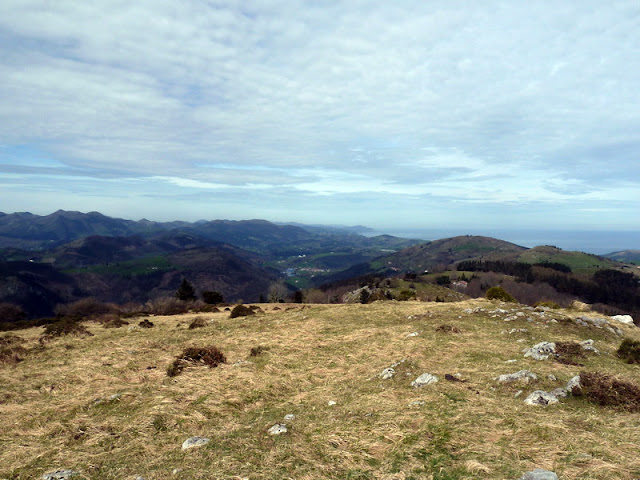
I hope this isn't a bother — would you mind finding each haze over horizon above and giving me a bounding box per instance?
[1,1,639,232]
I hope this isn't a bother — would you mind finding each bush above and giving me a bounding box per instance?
[99,314,129,328]
[201,290,224,304]
[617,338,640,364]
[555,341,586,366]
[0,303,27,322]
[54,298,118,320]
[486,286,516,303]
[435,324,461,334]
[0,335,28,365]
[580,371,640,411]
[534,300,561,309]
[249,345,270,357]
[40,319,93,342]
[139,319,155,328]
[230,304,256,318]
[167,346,226,377]
[189,317,208,329]
[145,297,191,316]
[396,289,416,301]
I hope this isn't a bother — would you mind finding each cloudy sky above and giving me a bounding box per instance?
[1,0,639,233]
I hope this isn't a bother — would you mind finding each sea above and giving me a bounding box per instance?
[368,229,640,256]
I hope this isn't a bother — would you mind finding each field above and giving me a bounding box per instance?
[1,300,640,479]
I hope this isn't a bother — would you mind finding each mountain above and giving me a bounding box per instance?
[604,250,640,264]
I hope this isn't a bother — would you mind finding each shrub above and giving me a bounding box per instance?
[40,319,93,342]
[145,297,191,316]
[139,319,155,328]
[555,341,586,366]
[201,290,224,304]
[167,346,226,377]
[396,289,416,301]
[189,317,208,329]
[486,286,516,303]
[617,338,640,364]
[100,314,129,328]
[534,300,561,309]
[0,303,27,322]
[580,371,640,411]
[54,298,118,320]
[229,304,256,318]
[0,335,28,365]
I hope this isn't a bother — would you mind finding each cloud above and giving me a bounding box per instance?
[0,1,639,228]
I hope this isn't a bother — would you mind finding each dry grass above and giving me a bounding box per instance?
[1,300,640,479]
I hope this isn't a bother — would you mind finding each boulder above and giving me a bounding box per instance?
[380,367,395,379]
[496,370,538,384]
[524,390,559,406]
[268,423,287,435]
[411,373,439,387]
[523,342,556,360]
[518,469,558,480]
[611,314,635,326]
[566,375,582,395]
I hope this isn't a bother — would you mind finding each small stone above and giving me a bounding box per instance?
[523,342,556,360]
[181,436,210,450]
[411,373,439,388]
[268,423,287,435]
[405,332,419,337]
[518,468,558,480]
[505,359,518,363]
[579,339,599,353]
[514,390,523,398]
[408,400,425,406]
[42,470,77,480]
[548,374,557,381]
[172,469,182,475]
[284,414,295,421]
[524,390,559,406]
[135,477,145,480]
[380,367,395,380]
[327,400,337,406]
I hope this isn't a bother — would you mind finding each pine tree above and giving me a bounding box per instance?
[176,278,197,302]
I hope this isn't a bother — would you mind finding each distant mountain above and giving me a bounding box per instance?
[604,250,640,264]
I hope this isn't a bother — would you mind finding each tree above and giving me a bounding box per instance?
[202,290,224,304]
[176,278,197,302]
[268,280,288,303]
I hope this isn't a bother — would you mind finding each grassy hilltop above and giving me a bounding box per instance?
[1,300,640,479]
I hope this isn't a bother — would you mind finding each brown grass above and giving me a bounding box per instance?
[1,300,639,479]
[167,346,227,377]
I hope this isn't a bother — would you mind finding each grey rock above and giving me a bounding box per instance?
[380,367,395,380]
[566,375,582,395]
[268,423,288,435]
[579,339,599,354]
[514,390,523,398]
[408,400,425,406]
[327,400,337,406]
[550,388,568,398]
[283,414,295,421]
[181,436,210,450]
[496,370,538,384]
[523,342,556,360]
[518,469,558,480]
[508,328,528,334]
[42,471,77,480]
[405,331,420,337]
[548,374,557,381]
[411,373,439,387]
[611,314,635,326]
[524,390,559,406]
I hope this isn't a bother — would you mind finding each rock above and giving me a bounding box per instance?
[611,314,635,326]
[181,436,210,450]
[135,477,145,480]
[268,423,287,435]
[496,370,538,384]
[514,390,523,398]
[566,375,582,395]
[550,388,568,398]
[518,469,558,480]
[327,400,337,406]
[523,342,556,360]
[524,390,559,406]
[579,339,599,354]
[408,400,425,406]
[380,367,395,380]
[508,328,528,334]
[283,414,295,421]
[411,373,439,387]
[42,470,77,480]
[548,374,557,381]
[405,332,419,337]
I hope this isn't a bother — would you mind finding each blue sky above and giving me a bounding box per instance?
[0,1,639,232]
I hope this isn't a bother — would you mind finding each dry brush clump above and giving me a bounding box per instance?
[188,317,208,329]
[435,324,461,334]
[229,304,260,318]
[166,346,226,377]
[555,341,587,366]
[249,345,270,357]
[54,298,119,320]
[0,334,28,365]
[579,371,640,411]
[39,318,93,343]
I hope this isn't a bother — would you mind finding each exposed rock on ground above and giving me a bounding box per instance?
[182,436,210,450]
[411,373,439,387]
[42,470,77,480]
[496,370,538,384]
[518,469,558,480]
[524,390,559,406]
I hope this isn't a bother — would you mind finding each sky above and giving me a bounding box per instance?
[0,0,639,234]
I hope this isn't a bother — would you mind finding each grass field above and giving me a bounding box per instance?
[1,300,640,479]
